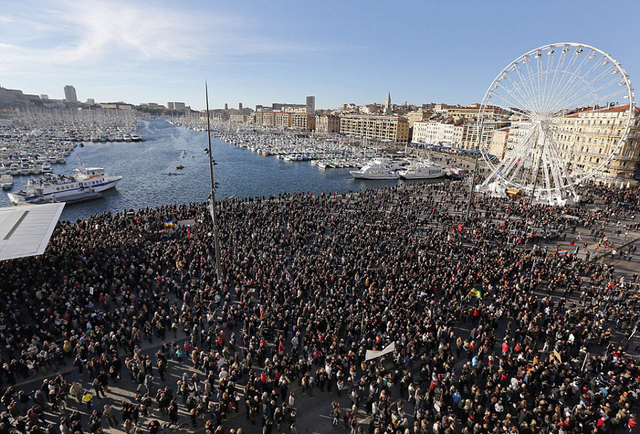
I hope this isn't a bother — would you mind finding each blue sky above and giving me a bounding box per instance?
[1,0,638,110]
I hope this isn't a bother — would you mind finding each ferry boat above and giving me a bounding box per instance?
[7,166,122,205]
[398,162,446,180]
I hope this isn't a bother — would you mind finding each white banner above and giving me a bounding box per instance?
[365,342,396,361]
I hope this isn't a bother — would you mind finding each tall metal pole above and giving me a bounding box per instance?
[465,125,483,222]
[465,152,479,222]
[205,81,222,282]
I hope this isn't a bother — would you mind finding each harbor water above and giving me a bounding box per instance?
[0,118,401,222]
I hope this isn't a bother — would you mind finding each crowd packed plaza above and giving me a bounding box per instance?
[0,179,640,434]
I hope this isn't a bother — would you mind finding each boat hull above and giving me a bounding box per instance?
[350,171,398,180]
[398,172,445,180]
[8,177,120,205]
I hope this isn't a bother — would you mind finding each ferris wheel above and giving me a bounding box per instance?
[476,42,635,204]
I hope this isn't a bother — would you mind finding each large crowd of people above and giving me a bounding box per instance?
[0,179,639,434]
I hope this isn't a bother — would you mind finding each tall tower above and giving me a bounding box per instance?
[384,92,392,115]
[306,96,315,114]
[64,85,78,103]
[239,102,243,111]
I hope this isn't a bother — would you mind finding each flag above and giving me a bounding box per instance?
[187,228,190,239]
[163,221,175,228]
[469,288,482,299]
[457,223,463,232]
[557,249,567,255]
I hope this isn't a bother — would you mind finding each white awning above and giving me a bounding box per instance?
[0,203,65,261]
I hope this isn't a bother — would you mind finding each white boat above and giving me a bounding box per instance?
[20,162,31,176]
[398,162,446,180]
[350,159,402,180]
[0,174,13,190]
[41,162,53,174]
[9,163,20,176]
[8,166,122,205]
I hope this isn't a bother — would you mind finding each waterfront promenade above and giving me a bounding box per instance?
[0,180,639,434]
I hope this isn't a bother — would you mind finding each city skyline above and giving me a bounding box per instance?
[1,0,639,111]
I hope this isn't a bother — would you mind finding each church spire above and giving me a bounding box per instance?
[384,92,392,115]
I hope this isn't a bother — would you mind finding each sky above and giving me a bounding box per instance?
[1,0,639,111]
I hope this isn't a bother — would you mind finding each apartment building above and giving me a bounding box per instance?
[339,115,410,142]
[554,105,640,179]
[315,115,340,135]
[291,113,315,130]
[276,112,291,128]
[412,121,458,146]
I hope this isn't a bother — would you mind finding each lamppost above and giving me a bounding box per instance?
[205,82,222,283]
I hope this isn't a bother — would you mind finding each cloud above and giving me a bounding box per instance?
[0,0,328,71]
[48,0,220,62]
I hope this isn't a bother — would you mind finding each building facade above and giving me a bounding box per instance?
[64,85,78,103]
[306,96,315,114]
[340,115,409,142]
[275,112,291,128]
[412,121,458,146]
[405,110,431,127]
[315,115,340,135]
[254,111,276,126]
[555,105,640,179]
[291,113,315,130]
[230,114,251,123]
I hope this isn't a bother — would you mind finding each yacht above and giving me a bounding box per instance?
[0,174,13,190]
[350,159,404,180]
[9,163,20,176]
[41,161,53,174]
[8,166,122,205]
[398,162,446,180]
[20,162,31,176]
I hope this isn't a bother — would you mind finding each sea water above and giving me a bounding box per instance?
[0,118,398,222]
